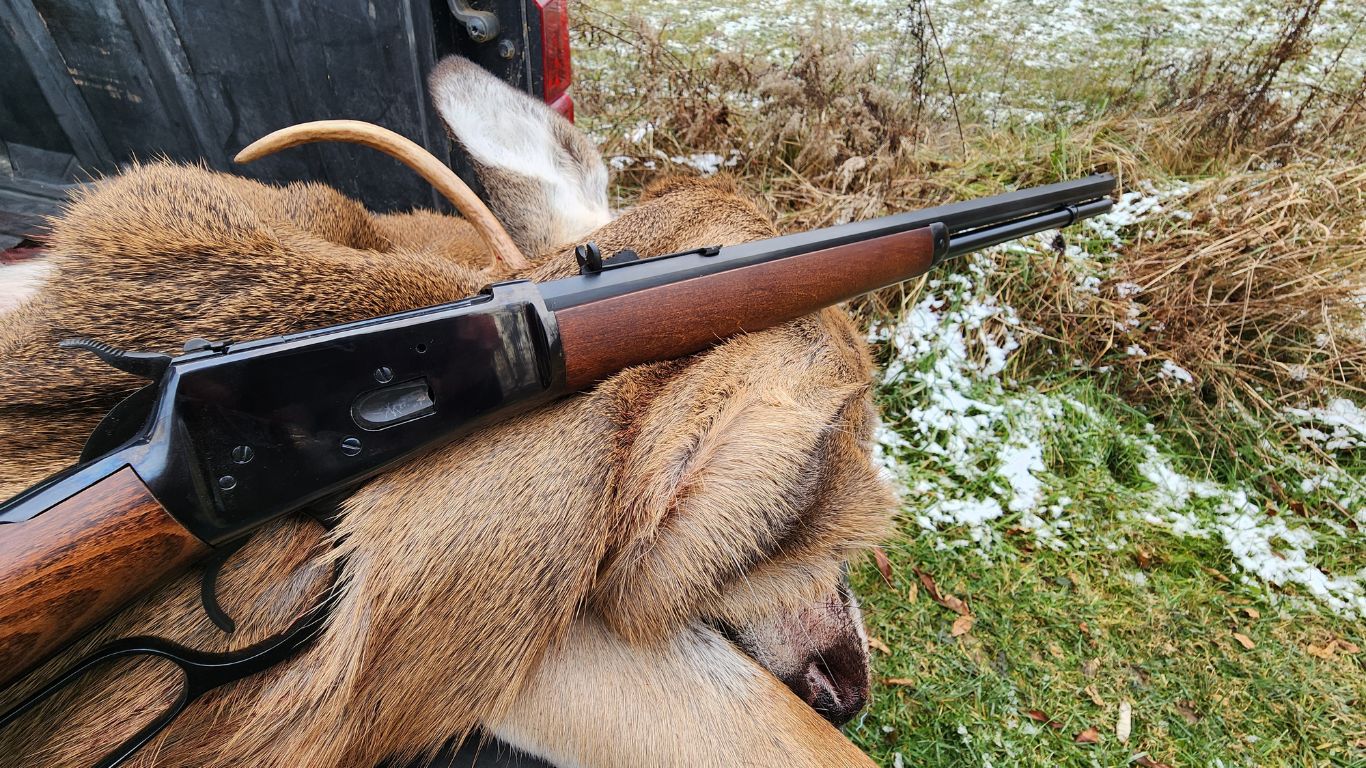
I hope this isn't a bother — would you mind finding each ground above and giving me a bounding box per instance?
[572,1,1364,766]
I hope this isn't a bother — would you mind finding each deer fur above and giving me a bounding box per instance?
[235,118,533,270]
[0,57,894,767]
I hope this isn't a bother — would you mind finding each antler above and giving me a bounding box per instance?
[235,120,531,271]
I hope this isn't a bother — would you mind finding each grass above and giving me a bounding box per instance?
[850,365,1365,766]
[855,231,1365,764]
[569,0,1366,764]
[849,518,1365,767]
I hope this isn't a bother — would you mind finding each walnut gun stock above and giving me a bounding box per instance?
[0,173,1116,690]
[0,465,207,684]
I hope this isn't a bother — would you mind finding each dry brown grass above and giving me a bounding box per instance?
[572,2,1366,439]
[1003,161,1366,405]
[1151,0,1366,168]
[1133,165,1366,402]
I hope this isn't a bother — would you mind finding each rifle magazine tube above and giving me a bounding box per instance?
[939,197,1115,262]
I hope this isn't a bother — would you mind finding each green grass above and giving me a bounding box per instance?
[849,517,1366,767]
[852,269,1364,765]
[850,372,1364,767]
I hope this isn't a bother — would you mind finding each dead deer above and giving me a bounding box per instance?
[0,56,895,767]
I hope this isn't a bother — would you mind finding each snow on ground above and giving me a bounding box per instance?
[1139,449,1366,617]
[872,182,1366,618]
[1285,398,1366,452]
[870,248,1089,554]
[584,0,1364,129]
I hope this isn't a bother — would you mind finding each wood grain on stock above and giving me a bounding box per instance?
[557,226,938,389]
[0,466,206,687]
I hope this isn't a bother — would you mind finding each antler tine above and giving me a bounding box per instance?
[234,119,531,272]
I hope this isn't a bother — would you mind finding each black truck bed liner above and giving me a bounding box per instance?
[1,0,560,248]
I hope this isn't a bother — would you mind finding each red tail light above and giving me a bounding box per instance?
[536,0,573,120]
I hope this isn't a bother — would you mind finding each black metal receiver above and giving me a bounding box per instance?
[0,282,564,544]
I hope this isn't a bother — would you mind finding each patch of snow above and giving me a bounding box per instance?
[1085,184,1195,243]
[1215,491,1366,618]
[1081,180,1202,243]
[1285,398,1366,452]
[626,121,653,143]
[1076,274,1102,295]
[1158,360,1194,384]
[918,498,1005,546]
[1139,450,1216,509]
[1122,570,1149,587]
[670,152,727,175]
[1135,448,1366,617]
[997,439,1045,513]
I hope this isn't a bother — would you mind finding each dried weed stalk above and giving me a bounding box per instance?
[1154,0,1366,167]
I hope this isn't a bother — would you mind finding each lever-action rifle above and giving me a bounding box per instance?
[0,173,1116,693]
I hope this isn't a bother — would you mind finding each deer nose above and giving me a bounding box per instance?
[789,646,870,726]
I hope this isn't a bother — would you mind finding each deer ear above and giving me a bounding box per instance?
[428,56,610,258]
[590,318,888,642]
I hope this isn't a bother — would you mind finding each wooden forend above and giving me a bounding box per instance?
[557,226,937,389]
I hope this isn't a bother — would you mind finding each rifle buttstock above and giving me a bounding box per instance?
[0,466,207,687]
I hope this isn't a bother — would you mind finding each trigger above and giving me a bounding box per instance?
[200,536,251,634]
